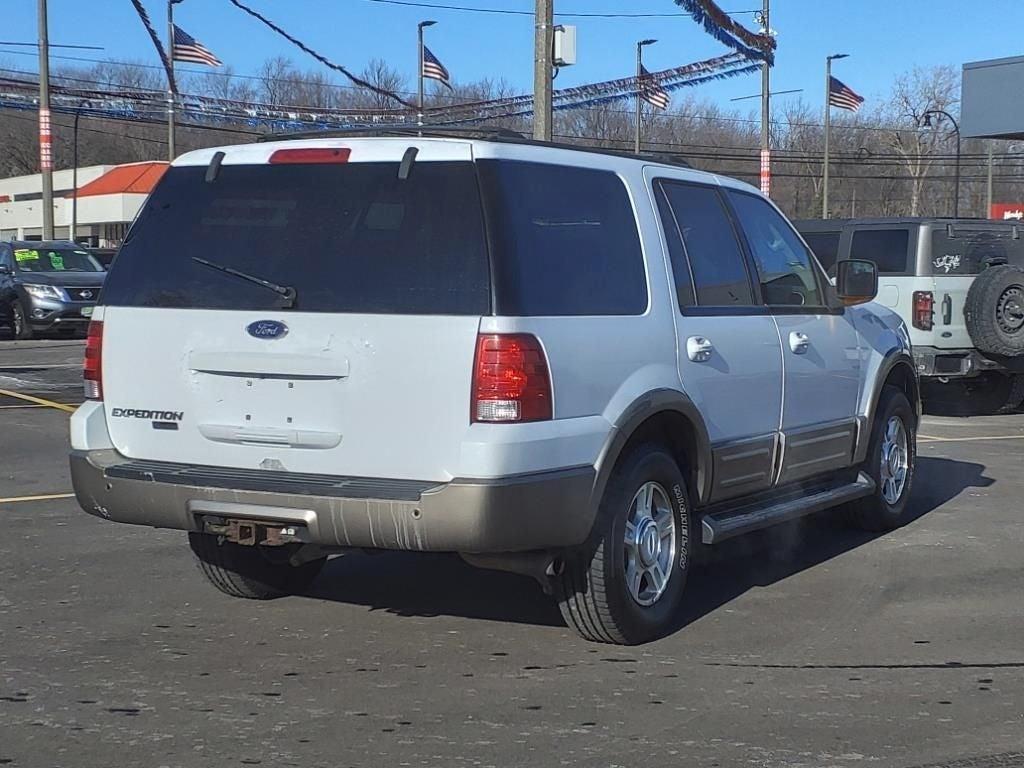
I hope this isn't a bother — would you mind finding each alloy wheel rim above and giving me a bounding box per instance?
[879,415,909,505]
[13,306,22,336]
[623,481,676,607]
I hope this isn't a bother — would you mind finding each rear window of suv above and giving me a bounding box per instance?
[104,157,648,317]
[931,227,1024,275]
[102,161,492,315]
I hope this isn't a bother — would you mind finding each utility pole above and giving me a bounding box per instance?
[759,0,771,196]
[635,39,657,154]
[167,0,181,162]
[533,0,553,141]
[417,20,437,128]
[986,142,994,217]
[823,53,848,219]
[38,0,54,240]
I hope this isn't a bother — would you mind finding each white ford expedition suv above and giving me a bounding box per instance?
[70,133,919,644]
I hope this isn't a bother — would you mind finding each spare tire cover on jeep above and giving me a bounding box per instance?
[964,264,1024,357]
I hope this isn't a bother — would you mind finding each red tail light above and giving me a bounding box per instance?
[912,291,934,331]
[472,334,552,423]
[83,320,103,400]
[269,147,351,164]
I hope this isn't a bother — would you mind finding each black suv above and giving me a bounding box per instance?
[0,240,106,339]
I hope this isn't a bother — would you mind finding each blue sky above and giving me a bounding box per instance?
[3,0,1024,115]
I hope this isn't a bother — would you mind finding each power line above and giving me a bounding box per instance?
[0,41,105,51]
[363,0,758,17]
[224,0,415,107]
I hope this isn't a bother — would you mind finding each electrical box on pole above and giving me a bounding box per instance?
[554,25,576,67]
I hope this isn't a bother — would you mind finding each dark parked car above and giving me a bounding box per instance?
[0,240,106,339]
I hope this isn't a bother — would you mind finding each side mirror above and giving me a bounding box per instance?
[0,264,11,275]
[835,259,878,306]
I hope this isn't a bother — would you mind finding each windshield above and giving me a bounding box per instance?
[14,247,104,273]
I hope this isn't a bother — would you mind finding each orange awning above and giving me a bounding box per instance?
[72,162,169,198]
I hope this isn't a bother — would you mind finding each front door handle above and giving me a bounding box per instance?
[686,336,714,362]
[789,331,810,354]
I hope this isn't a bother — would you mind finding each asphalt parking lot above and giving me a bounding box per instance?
[1,340,1023,768]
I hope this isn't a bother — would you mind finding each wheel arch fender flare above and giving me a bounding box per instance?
[855,351,920,465]
[589,389,713,515]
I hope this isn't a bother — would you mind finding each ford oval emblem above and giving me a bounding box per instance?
[246,320,288,340]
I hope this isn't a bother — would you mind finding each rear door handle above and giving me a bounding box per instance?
[686,336,714,362]
[789,331,810,354]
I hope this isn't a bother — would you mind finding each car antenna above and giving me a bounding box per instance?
[205,151,226,183]
[398,146,418,180]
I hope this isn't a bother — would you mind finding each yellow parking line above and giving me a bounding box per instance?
[919,434,1024,444]
[0,492,76,504]
[0,404,47,409]
[0,388,77,413]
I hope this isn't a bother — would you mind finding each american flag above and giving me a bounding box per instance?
[422,46,452,90]
[828,76,864,112]
[639,65,670,110]
[172,24,223,67]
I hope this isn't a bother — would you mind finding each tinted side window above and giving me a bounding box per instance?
[658,182,755,307]
[479,161,646,316]
[654,185,696,308]
[0,246,11,269]
[849,229,910,273]
[727,191,822,307]
[801,231,841,274]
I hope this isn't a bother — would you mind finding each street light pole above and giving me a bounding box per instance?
[822,53,848,219]
[38,0,54,240]
[635,39,657,155]
[533,0,553,141]
[922,109,961,219]
[417,20,436,128]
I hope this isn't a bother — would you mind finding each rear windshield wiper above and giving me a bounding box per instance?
[191,256,296,308]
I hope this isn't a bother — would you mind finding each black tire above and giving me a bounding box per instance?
[964,265,1024,357]
[846,387,916,532]
[555,445,691,645]
[188,533,325,600]
[11,301,33,340]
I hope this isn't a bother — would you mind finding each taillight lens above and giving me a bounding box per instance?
[269,147,351,164]
[472,334,552,423]
[83,320,103,400]
[912,291,934,331]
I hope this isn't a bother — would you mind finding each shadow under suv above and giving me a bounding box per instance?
[0,240,106,339]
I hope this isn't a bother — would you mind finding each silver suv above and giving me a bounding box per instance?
[70,134,919,644]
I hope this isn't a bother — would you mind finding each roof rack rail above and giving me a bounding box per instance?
[256,124,694,171]
[257,125,527,143]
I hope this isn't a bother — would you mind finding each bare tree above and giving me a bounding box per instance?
[885,65,959,215]
[358,58,408,112]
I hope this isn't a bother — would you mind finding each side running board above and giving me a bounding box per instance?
[700,472,876,545]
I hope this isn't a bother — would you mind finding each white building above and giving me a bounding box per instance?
[0,161,168,245]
